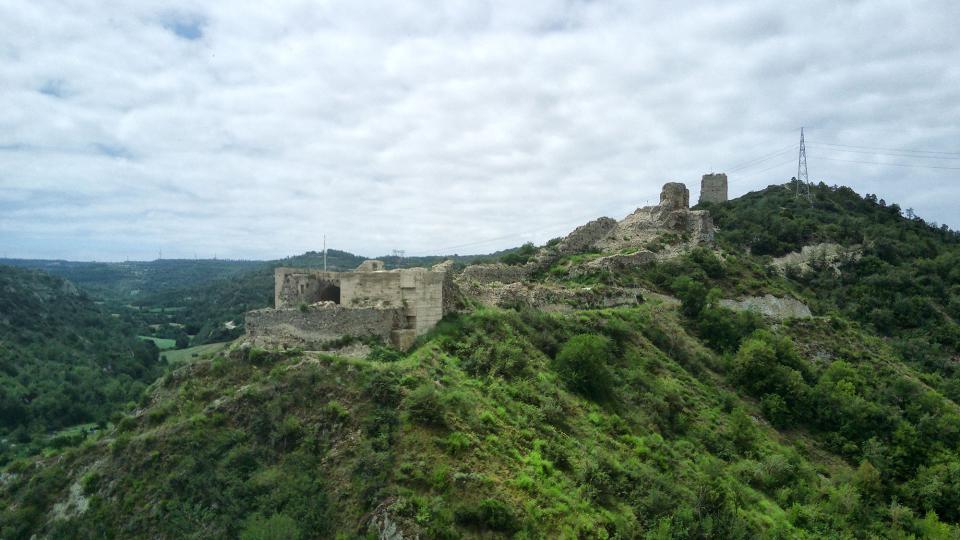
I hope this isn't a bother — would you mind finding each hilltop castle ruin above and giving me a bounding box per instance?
[246,260,460,350]
[245,176,726,350]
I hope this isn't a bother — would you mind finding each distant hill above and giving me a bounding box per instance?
[0,258,267,301]
[0,265,165,463]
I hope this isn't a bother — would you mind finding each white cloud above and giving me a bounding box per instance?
[1,0,958,260]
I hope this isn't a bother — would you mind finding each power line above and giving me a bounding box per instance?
[806,143,960,161]
[810,140,960,156]
[726,144,798,172]
[819,156,960,171]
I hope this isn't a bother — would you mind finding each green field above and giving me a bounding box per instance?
[136,335,177,350]
[160,342,229,365]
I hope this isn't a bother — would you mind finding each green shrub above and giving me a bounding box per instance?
[454,498,519,532]
[240,513,301,540]
[405,383,445,426]
[552,334,613,401]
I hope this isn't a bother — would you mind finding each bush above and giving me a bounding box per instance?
[405,383,445,426]
[240,513,301,540]
[454,498,519,532]
[553,334,614,401]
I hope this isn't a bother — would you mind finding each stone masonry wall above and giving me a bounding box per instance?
[699,173,728,204]
[246,305,403,348]
[340,272,404,308]
[275,268,340,308]
[459,263,531,285]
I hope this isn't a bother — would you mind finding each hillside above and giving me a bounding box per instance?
[3,182,960,538]
[0,266,165,464]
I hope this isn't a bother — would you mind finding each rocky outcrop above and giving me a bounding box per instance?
[582,250,657,273]
[720,295,812,320]
[770,243,860,276]
[553,217,618,255]
[461,281,644,312]
[595,203,714,252]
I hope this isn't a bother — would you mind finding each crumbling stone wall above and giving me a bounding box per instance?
[275,268,340,308]
[553,217,618,255]
[253,260,457,350]
[699,173,728,204]
[246,304,403,348]
[459,263,531,285]
[660,182,690,210]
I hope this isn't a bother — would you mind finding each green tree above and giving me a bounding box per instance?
[553,334,613,401]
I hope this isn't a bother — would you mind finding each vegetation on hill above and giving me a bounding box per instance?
[701,182,960,393]
[0,266,165,464]
[4,182,960,538]
[5,301,960,538]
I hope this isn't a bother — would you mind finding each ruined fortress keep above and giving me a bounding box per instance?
[246,175,727,351]
[246,261,458,350]
[699,173,728,204]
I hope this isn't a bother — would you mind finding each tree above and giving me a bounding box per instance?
[553,334,613,401]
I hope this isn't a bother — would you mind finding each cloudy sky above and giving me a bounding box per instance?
[2,0,958,261]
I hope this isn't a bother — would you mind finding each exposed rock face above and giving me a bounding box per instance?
[464,182,714,284]
[460,281,644,311]
[366,497,420,540]
[583,250,657,272]
[553,217,618,255]
[770,243,860,276]
[699,173,728,204]
[356,260,386,272]
[660,182,690,210]
[459,263,532,285]
[720,294,812,320]
[595,201,714,252]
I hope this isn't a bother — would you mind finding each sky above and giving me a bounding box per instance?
[1,0,959,261]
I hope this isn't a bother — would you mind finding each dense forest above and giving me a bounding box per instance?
[0,266,165,463]
[3,182,960,538]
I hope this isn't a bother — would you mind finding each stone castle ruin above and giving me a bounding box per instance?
[246,176,732,350]
[246,260,460,350]
[699,173,728,204]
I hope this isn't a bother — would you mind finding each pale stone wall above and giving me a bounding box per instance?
[246,305,403,347]
[398,268,446,335]
[275,268,340,308]
[258,262,454,349]
[699,173,728,204]
[340,272,404,308]
[460,263,531,285]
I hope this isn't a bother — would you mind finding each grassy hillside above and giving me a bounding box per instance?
[0,266,165,464]
[4,303,960,538]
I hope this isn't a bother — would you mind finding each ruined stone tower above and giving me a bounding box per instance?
[699,173,728,204]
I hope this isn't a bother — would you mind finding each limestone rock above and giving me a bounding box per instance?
[356,260,386,272]
[584,250,657,272]
[461,280,644,311]
[770,243,860,276]
[719,294,812,320]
